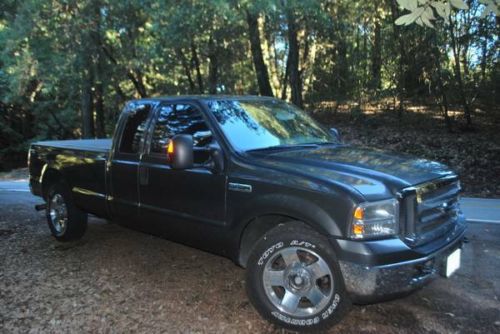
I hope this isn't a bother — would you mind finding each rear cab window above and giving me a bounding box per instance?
[118,103,153,155]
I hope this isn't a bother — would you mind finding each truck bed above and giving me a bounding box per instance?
[29,139,112,218]
[33,139,112,153]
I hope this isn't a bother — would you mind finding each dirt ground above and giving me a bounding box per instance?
[1,189,499,334]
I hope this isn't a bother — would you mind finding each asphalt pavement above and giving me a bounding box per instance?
[460,198,500,224]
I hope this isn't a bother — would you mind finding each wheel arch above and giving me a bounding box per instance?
[235,194,344,268]
[40,165,65,199]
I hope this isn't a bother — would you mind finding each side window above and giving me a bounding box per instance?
[150,103,213,162]
[119,104,151,154]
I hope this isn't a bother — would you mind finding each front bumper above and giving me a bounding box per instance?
[331,216,466,304]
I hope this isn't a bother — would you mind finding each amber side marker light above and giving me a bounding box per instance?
[352,223,364,235]
[166,140,175,162]
[352,207,365,236]
[353,207,364,220]
[167,140,174,154]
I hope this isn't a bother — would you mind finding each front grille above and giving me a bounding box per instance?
[401,175,461,247]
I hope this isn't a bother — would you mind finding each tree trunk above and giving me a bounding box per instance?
[332,36,348,99]
[389,0,405,118]
[262,20,282,96]
[81,65,94,139]
[93,2,105,138]
[112,80,127,101]
[371,21,382,90]
[191,41,204,93]
[432,31,452,132]
[94,76,105,138]
[281,54,290,100]
[449,16,472,128]
[300,24,317,99]
[246,10,274,97]
[79,12,95,139]
[286,10,302,107]
[178,48,196,92]
[208,36,218,94]
[132,69,147,98]
[479,19,488,84]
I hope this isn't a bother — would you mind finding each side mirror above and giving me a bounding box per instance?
[330,128,342,142]
[167,134,194,169]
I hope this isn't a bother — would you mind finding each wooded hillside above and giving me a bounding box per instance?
[0,0,498,179]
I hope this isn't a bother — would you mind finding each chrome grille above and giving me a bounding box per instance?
[401,176,461,247]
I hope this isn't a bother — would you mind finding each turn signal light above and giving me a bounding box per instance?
[353,207,364,220]
[349,199,399,239]
[167,140,174,154]
[352,223,364,236]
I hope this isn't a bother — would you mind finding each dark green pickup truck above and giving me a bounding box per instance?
[28,96,466,331]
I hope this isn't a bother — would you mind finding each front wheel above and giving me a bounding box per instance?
[46,182,88,241]
[245,223,350,332]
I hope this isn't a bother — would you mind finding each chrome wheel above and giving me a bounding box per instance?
[49,193,68,235]
[262,247,333,317]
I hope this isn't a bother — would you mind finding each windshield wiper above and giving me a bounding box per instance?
[246,143,319,153]
[305,141,339,146]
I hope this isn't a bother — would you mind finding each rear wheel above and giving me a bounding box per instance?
[245,223,350,332]
[46,183,87,241]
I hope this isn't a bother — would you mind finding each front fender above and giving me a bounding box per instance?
[231,193,345,238]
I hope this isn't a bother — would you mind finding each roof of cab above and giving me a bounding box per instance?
[129,95,278,104]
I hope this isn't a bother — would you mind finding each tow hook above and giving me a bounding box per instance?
[417,260,436,276]
[410,260,437,285]
[35,203,46,211]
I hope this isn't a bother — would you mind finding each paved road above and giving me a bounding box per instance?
[0,180,29,192]
[460,198,500,224]
[2,180,498,224]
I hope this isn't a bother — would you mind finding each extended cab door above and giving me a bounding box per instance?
[108,102,154,220]
[138,102,227,234]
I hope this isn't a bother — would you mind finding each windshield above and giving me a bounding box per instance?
[207,99,337,151]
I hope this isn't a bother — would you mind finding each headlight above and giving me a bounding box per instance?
[349,198,399,239]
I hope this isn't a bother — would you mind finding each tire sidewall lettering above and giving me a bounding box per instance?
[270,293,341,326]
[258,237,341,326]
[258,240,316,266]
[271,312,320,326]
[290,240,316,249]
[321,293,340,320]
[258,241,284,266]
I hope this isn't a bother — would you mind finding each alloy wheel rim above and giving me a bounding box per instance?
[262,246,334,317]
[49,193,68,235]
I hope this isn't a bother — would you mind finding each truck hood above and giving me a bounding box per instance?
[248,145,455,200]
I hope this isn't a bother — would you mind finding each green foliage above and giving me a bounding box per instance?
[0,0,498,170]
[396,0,498,27]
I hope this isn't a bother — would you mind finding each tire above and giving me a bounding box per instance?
[245,223,351,332]
[45,182,88,241]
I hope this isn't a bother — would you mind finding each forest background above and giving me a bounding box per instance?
[0,0,498,196]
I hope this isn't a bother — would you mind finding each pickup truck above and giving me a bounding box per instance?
[28,96,466,331]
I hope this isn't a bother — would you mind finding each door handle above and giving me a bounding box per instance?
[138,164,149,186]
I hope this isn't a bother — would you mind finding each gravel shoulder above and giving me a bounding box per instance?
[1,191,499,333]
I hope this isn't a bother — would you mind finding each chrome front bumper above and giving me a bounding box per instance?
[335,219,466,304]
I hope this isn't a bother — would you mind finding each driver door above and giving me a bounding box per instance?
[138,102,227,238]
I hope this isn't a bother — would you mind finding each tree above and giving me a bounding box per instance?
[239,0,276,97]
[1,0,498,170]
[394,0,499,129]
